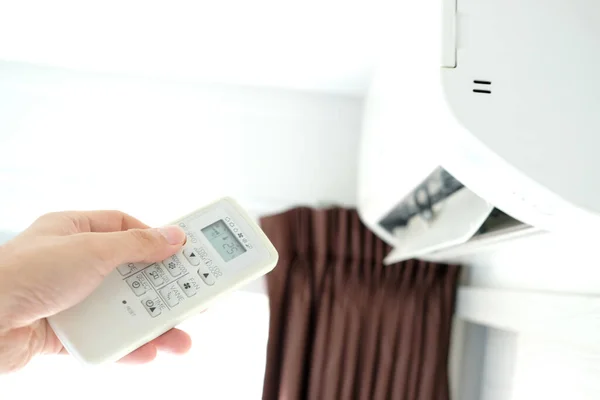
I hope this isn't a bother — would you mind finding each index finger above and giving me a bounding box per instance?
[70,210,151,233]
[27,210,151,236]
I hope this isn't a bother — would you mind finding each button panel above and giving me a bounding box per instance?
[144,264,169,287]
[177,275,202,297]
[159,283,186,307]
[126,272,151,296]
[162,253,185,277]
[121,223,230,318]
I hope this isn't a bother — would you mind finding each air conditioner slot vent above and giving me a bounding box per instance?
[473,80,492,94]
[378,169,523,236]
[378,167,464,233]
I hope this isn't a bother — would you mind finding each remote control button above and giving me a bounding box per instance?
[126,273,151,296]
[141,296,163,317]
[177,275,201,297]
[183,248,201,266]
[159,284,185,307]
[162,254,184,277]
[144,264,168,287]
[198,268,216,286]
[117,262,145,276]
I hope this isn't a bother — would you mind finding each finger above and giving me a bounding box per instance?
[28,210,151,236]
[67,210,151,233]
[118,343,158,364]
[80,225,187,270]
[148,328,192,354]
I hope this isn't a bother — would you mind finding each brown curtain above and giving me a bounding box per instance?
[260,207,461,400]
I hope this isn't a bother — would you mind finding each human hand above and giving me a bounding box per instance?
[0,210,192,374]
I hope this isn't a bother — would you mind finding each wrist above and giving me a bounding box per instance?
[0,321,47,374]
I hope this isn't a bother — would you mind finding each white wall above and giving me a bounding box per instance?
[0,0,383,96]
[439,231,600,400]
[0,61,363,232]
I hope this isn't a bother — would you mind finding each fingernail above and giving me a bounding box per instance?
[157,226,187,245]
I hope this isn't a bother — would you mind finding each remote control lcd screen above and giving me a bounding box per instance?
[201,219,247,262]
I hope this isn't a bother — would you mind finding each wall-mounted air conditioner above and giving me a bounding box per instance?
[357,0,600,263]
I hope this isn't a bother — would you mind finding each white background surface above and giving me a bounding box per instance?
[0,61,363,232]
[0,291,271,400]
[0,0,395,96]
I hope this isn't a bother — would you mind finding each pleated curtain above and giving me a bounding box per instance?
[260,207,461,400]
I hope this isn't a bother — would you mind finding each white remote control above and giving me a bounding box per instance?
[47,197,278,365]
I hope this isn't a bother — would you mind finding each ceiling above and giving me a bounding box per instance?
[0,0,395,96]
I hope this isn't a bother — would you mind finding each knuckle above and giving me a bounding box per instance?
[31,211,79,233]
[34,211,61,223]
[40,210,77,219]
[104,209,127,222]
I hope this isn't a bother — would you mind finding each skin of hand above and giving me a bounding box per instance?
[0,210,193,374]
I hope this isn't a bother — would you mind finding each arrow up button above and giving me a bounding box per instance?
[183,248,201,266]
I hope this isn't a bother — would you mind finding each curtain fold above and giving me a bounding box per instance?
[261,207,461,400]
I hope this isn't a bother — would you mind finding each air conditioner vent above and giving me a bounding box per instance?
[473,79,492,94]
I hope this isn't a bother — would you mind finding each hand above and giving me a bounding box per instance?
[0,210,192,373]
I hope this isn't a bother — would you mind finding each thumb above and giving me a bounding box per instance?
[83,226,187,270]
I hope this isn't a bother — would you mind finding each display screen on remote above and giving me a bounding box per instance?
[201,219,247,262]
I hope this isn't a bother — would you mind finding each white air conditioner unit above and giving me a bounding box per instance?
[357,0,600,263]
